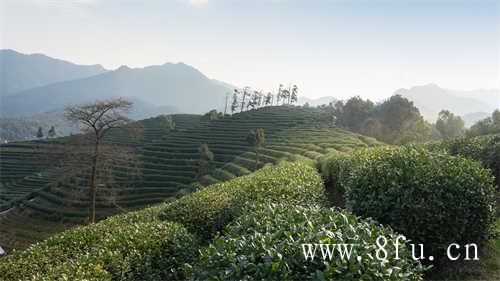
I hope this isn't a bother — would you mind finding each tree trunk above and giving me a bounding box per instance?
[255,148,259,170]
[89,137,99,223]
[240,94,246,112]
[224,94,228,116]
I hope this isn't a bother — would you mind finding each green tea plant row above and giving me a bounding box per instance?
[425,134,500,187]
[0,161,423,281]
[318,145,497,267]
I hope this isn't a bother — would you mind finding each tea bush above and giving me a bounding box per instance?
[318,150,355,187]
[190,203,424,280]
[0,210,198,281]
[426,134,500,187]
[159,161,325,239]
[317,150,360,206]
[345,146,496,260]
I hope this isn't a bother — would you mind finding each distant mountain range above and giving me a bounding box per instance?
[0,49,107,95]
[0,49,235,141]
[396,83,499,125]
[1,51,234,117]
[0,50,498,141]
[298,96,337,107]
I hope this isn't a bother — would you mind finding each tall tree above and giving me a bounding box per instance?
[265,92,272,106]
[257,91,263,107]
[224,92,230,116]
[231,92,239,114]
[246,128,265,169]
[291,85,298,104]
[435,110,465,139]
[205,109,220,121]
[276,84,283,105]
[366,95,431,144]
[240,87,250,112]
[36,126,44,139]
[64,98,134,223]
[159,115,175,130]
[195,143,214,178]
[334,96,374,131]
[282,88,290,105]
[48,126,56,138]
[249,91,260,110]
[468,109,500,136]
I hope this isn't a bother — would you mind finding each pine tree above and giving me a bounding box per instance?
[48,126,56,138]
[231,92,239,114]
[291,85,298,104]
[36,127,44,139]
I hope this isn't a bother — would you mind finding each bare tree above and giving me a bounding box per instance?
[291,85,298,104]
[195,143,214,179]
[246,128,265,169]
[264,92,272,106]
[64,98,135,223]
[240,87,250,112]
[224,92,230,116]
[231,91,239,114]
[276,84,283,105]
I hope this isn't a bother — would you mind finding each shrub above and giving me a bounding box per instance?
[345,146,496,261]
[318,150,357,189]
[159,161,325,239]
[190,203,424,280]
[318,150,358,206]
[426,134,500,187]
[0,209,198,281]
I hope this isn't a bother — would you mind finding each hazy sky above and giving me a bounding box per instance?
[1,0,499,100]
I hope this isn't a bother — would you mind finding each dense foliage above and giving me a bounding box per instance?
[330,95,433,144]
[159,161,325,239]
[317,150,358,206]
[435,110,465,139]
[468,109,500,137]
[345,146,496,261]
[0,160,423,280]
[0,207,198,280]
[191,203,424,280]
[318,150,356,188]
[427,134,500,187]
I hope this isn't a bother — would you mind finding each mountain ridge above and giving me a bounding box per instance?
[0,49,107,95]
[395,83,499,122]
[0,59,234,117]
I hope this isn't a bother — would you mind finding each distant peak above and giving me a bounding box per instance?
[422,83,440,89]
[116,65,131,71]
[0,49,21,54]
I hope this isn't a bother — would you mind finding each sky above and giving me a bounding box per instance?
[1,0,499,100]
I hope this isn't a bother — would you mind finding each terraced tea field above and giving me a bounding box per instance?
[0,106,380,251]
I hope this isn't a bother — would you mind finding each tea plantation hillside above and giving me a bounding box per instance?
[0,106,380,252]
[0,162,424,280]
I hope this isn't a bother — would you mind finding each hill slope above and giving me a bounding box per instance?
[0,49,106,96]
[0,106,380,251]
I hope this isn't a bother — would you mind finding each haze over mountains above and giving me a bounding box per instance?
[396,83,499,125]
[0,49,106,95]
[0,50,234,118]
[0,49,498,140]
[0,50,233,141]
